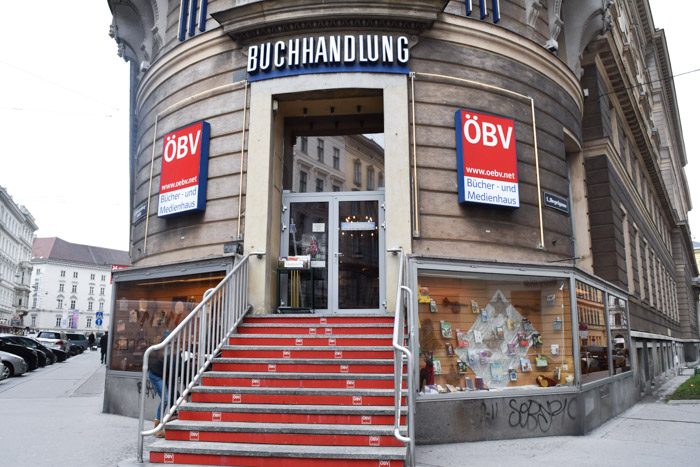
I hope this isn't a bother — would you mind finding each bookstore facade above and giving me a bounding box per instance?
[106,0,699,442]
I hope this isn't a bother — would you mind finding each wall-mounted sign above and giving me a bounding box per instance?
[455,109,519,207]
[247,34,410,82]
[158,121,211,217]
[133,202,147,223]
[543,191,569,214]
[465,0,502,23]
[341,221,376,231]
[178,0,208,42]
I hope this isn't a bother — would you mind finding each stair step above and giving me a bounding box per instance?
[229,335,393,346]
[212,358,396,374]
[245,315,395,325]
[177,402,406,425]
[148,440,406,466]
[222,345,393,359]
[201,371,403,389]
[163,420,406,447]
[237,323,394,335]
[190,386,405,406]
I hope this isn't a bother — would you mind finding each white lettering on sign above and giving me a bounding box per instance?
[268,364,277,372]
[462,114,513,149]
[325,327,333,336]
[335,351,343,359]
[212,411,222,422]
[369,436,380,446]
[309,327,317,336]
[189,431,200,441]
[320,317,327,325]
[340,365,349,373]
[379,461,391,467]
[352,396,363,406]
[163,131,202,163]
[361,415,372,425]
[295,338,304,346]
[328,338,337,346]
[283,350,291,359]
[232,394,242,403]
[247,34,410,81]
[346,379,355,388]
[164,453,175,464]
[251,379,261,387]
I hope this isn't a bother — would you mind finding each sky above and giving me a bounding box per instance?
[0,2,698,256]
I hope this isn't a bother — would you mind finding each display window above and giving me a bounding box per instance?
[608,294,631,374]
[576,280,608,382]
[416,273,574,394]
[110,271,225,371]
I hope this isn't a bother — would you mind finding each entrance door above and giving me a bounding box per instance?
[281,191,385,312]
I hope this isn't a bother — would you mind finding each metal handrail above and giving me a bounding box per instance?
[136,252,259,462]
[391,248,415,466]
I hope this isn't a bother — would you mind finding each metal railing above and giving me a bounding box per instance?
[390,248,415,466]
[136,252,257,462]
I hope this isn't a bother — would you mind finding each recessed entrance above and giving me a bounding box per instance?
[276,90,385,312]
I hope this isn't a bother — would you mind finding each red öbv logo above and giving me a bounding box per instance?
[163,129,202,163]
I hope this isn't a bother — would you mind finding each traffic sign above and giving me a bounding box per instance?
[95,318,103,326]
[96,312,104,319]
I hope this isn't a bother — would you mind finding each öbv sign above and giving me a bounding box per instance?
[455,109,519,207]
[158,120,211,217]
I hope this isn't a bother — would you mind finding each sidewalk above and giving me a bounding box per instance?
[415,369,700,467]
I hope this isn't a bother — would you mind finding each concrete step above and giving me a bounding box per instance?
[211,357,396,374]
[237,323,394,335]
[148,440,406,466]
[229,334,393,346]
[221,345,394,359]
[201,371,404,389]
[245,315,395,325]
[163,420,406,447]
[177,402,406,425]
[189,386,405,406]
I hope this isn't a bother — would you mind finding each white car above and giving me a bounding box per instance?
[0,350,28,378]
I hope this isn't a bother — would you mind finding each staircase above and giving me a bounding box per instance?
[147,313,408,466]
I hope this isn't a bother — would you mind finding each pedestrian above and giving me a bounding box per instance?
[148,349,167,438]
[674,353,681,376]
[88,333,95,350]
[99,331,109,364]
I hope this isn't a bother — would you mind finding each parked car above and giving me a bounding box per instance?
[0,334,57,365]
[36,330,72,356]
[0,350,28,377]
[0,340,39,371]
[0,335,49,367]
[66,333,89,354]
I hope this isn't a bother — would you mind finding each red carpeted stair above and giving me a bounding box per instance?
[148,313,407,466]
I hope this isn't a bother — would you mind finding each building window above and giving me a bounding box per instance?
[59,283,65,293]
[60,270,66,278]
[88,301,93,311]
[57,299,63,309]
[31,315,36,327]
[333,147,340,169]
[86,317,92,328]
[608,294,631,375]
[317,139,324,163]
[89,286,94,295]
[332,184,341,192]
[100,287,105,296]
[55,316,62,327]
[101,274,106,282]
[576,280,609,383]
[301,136,308,154]
[353,160,362,186]
[99,301,104,311]
[71,285,77,293]
[73,272,78,279]
[70,300,76,310]
[299,171,308,193]
[367,166,375,190]
[36,268,41,275]
[315,178,324,192]
[378,171,384,188]
[90,273,95,280]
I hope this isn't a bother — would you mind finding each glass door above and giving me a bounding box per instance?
[281,192,385,312]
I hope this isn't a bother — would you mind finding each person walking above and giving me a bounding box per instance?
[148,349,167,438]
[88,333,96,350]
[99,332,109,364]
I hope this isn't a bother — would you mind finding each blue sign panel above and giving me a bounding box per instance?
[95,318,103,327]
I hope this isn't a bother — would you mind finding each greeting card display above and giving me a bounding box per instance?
[471,300,479,313]
[418,287,431,304]
[429,299,438,313]
[465,377,474,390]
[440,320,453,338]
[508,368,518,382]
[490,362,506,382]
[433,359,442,375]
[445,342,455,356]
[456,329,469,348]
[457,360,468,374]
[473,330,483,344]
[520,357,532,372]
[535,355,548,368]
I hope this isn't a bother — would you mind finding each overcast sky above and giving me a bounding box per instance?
[0,2,697,255]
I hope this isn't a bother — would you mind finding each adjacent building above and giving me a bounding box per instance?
[29,237,130,333]
[0,186,37,329]
[106,0,699,443]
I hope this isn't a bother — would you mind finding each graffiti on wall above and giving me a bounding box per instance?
[507,397,577,433]
[136,378,157,400]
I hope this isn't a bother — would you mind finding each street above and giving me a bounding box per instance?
[2,351,698,467]
[0,350,137,467]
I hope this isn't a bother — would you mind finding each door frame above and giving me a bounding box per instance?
[281,190,386,313]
